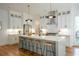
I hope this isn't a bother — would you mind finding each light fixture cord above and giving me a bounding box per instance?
[27,5,30,18]
[50,0,52,11]
[50,0,54,11]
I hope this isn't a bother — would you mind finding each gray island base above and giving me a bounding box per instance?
[19,35,66,56]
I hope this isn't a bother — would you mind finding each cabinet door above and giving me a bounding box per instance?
[9,12,22,29]
[14,18,22,29]
[8,35,14,44]
[10,17,22,29]
[8,35,19,44]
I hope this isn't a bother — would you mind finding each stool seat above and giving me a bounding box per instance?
[45,43,52,47]
[35,41,40,44]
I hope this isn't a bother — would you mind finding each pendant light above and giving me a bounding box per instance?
[25,5,32,23]
[47,3,53,19]
[45,3,57,19]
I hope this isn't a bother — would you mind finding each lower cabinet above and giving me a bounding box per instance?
[8,34,19,44]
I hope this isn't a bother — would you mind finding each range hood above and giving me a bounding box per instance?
[45,10,58,25]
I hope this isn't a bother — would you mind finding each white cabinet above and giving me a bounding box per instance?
[8,34,19,44]
[40,18,58,33]
[9,11,23,29]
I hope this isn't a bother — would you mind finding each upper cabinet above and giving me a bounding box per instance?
[9,11,23,29]
[58,11,71,29]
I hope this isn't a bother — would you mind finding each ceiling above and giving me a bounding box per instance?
[0,3,78,16]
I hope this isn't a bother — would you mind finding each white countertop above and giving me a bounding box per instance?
[19,35,66,42]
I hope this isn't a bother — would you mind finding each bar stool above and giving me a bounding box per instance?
[19,37,24,49]
[43,41,56,56]
[26,38,31,50]
[34,39,43,55]
[24,38,28,49]
[23,38,26,49]
[25,38,34,52]
[29,38,35,52]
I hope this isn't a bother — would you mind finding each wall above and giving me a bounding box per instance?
[0,9,8,46]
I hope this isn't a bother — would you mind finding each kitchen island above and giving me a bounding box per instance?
[19,35,66,56]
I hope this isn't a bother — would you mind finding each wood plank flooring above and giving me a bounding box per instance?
[66,46,79,56]
[0,44,40,56]
[0,44,78,56]
[66,47,72,56]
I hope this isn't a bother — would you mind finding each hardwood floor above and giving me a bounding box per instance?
[0,44,40,56]
[66,47,72,56]
[0,44,78,56]
[66,46,79,56]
